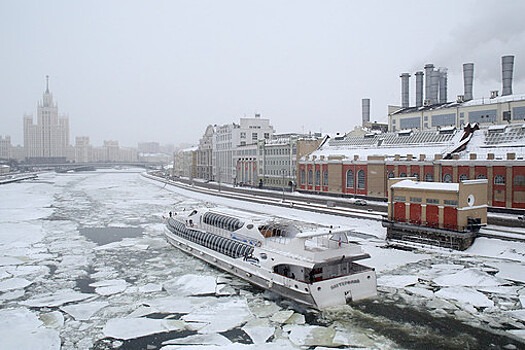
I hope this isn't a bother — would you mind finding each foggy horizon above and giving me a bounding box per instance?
[2,0,525,148]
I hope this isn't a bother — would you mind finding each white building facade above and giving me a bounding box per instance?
[23,77,70,162]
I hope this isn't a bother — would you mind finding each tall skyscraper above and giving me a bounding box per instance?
[23,76,70,162]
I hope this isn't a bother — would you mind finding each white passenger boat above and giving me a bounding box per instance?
[165,207,377,309]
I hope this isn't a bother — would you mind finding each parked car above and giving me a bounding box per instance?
[349,198,367,206]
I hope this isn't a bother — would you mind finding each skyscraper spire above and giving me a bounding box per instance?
[46,75,49,93]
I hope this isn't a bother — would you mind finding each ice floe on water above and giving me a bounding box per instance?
[0,308,61,350]
[1,170,524,349]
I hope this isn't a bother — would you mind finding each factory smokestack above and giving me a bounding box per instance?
[400,73,410,108]
[424,64,434,104]
[361,98,370,127]
[415,71,424,107]
[430,70,440,104]
[463,63,474,101]
[439,68,448,104]
[502,55,514,96]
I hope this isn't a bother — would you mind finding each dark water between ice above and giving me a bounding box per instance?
[79,227,143,245]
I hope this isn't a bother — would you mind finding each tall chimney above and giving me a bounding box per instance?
[361,98,370,127]
[400,73,410,108]
[415,71,424,107]
[502,55,514,96]
[424,64,434,103]
[430,70,440,104]
[439,68,448,104]
[463,63,474,101]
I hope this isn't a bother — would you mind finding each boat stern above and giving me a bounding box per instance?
[309,269,377,309]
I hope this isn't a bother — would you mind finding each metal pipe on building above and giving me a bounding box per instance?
[400,73,411,108]
[424,64,434,103]
[463,63,474,101]
[361,98,370,127]
[502,55,514,96]
[415,71,424,107]
[438,68,448,104]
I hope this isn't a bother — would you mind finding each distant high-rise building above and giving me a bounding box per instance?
[0,135,12,159]
[23,76,70,163]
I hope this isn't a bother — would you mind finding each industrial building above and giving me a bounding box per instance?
[298,55,525,211]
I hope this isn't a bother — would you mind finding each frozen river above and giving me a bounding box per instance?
[0,170,524,349]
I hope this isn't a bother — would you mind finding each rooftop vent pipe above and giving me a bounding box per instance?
[502,55,514,96]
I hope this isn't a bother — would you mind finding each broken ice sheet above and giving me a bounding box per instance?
[0,308,61,350]
[21,289,97,307]
[0,277,32,292]
[162,333,232,347]
[90,279,128,296]
[241,318,275,344]
[377,274,418,288]
[182,298,252,334]
[435,286,494,308]
[103,317,186,340]
[164,274,217,296]
[433,268,507,287]
[60,300,110,320]
[285,324,336,347]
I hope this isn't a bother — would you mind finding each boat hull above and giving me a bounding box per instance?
[164,224,377,309]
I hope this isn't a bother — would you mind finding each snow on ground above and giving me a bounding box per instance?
[0,170,524,349]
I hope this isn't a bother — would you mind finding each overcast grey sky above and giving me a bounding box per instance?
[2,0,525,147]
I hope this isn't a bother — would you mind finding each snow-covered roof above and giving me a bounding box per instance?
[391,179,459,192]
[307,128,464,161]
[458,124,525,160]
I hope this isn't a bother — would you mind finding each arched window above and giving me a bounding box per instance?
[443,174,452,183]
[315,170,321,186]
[387,171,395,179]
[494,175,505,185]
[459,174,468,182]
[425,173,434,182]
[399,172,407,177]
[412,173,420,180]
[477,174,487,180]
[307,169,313,185]
[346,170,354,188]
[323,170,328,186]
[357,170,366,189]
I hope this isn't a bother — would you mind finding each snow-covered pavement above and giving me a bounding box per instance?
[0,170,524,349]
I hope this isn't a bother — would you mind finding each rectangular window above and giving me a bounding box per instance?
[468,109,497,123]
[399,117,421,129]
[426,198,439,204]
[393,196,406,202]
[252,133,258,141]
[240,132,246,139]
[444,199,458,206]
[431,113,456,127]
[264,133,270,139]
[410,197,422,203]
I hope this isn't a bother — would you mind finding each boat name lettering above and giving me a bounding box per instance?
[330,279,360,289]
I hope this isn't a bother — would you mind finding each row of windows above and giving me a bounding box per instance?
[168,219,253,259]
[202,212,244,232]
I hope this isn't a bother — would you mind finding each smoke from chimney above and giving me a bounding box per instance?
[501,55,514,96]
